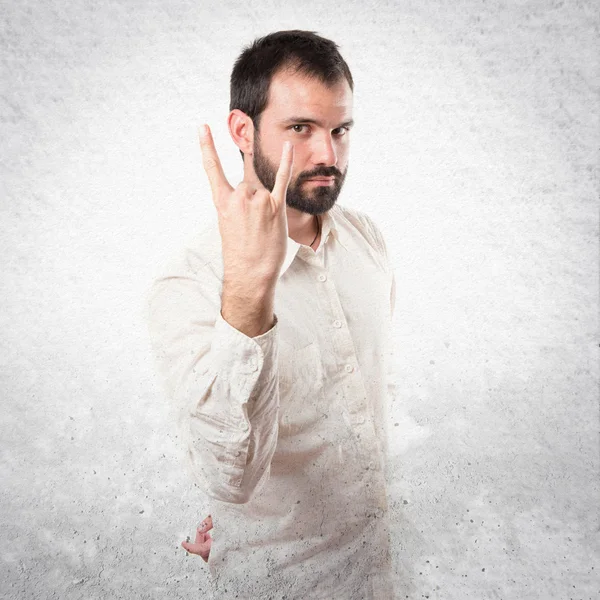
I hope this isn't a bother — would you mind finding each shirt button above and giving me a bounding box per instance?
[345,364,354,373]
[248,358,257,371]
[333,320,342,328]
[356,415,365,424]
[369,461,375,470]
[235,450,241,457]
[318,274,327,282]
[241,422,249,431]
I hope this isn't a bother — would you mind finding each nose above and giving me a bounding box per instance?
[311,133,337,167]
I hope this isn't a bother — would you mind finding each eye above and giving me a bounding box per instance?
[332,126,350,136]
[291,124,309,133]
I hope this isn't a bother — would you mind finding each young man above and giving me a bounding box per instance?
[147,30,397,599]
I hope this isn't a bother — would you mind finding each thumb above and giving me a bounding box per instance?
[271,142,294,204]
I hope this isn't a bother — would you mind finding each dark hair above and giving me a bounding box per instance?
[230,30,353,157]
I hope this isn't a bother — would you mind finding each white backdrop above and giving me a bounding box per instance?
[1,1,598,598]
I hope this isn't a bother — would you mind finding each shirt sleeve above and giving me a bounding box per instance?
[386,270,400,405]
[358,211,401,407]
[146,264,280,504]
[355,211,401,470]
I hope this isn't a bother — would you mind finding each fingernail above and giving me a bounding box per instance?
[199,124,208,137]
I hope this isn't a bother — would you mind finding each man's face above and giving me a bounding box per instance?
[251,69,353,216]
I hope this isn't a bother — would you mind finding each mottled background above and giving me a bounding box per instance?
[1,1,598,598]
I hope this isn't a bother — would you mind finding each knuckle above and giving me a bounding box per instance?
[236,182,256,198]
[254,189,270,201]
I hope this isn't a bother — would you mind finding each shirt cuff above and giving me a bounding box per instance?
[211,311,279,401]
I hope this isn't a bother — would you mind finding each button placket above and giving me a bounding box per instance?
[318,262,373,443]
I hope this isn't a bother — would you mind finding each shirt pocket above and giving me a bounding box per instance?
[277,340,325,436]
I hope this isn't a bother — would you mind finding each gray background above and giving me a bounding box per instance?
[1,1,598,598]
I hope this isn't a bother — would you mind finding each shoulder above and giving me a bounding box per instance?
[332,204,391,269]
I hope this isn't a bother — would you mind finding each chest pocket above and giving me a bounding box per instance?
[277,340,325,436]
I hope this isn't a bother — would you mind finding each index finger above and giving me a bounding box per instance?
[198,124,232,197]
[270,141,294,204]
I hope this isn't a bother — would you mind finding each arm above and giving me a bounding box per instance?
[386,270,400,406]
[359,212,400,463]
[147,125,293,504]
[377,223,400,411]
[147,268,280,504]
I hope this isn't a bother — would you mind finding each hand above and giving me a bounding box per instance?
[198,124,294,287]
[181,515,213,562]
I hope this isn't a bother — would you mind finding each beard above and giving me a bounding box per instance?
[252,136,347,216]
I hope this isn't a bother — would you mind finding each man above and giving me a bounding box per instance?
[147,30,397,599]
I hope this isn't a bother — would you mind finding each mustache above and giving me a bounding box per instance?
[297,167,343,182]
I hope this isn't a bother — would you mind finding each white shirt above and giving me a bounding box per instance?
[147,203,398,599]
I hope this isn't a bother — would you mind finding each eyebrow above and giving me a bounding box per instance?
[281,117,355,128]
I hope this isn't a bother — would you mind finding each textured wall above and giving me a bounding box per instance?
[1,1,598,598]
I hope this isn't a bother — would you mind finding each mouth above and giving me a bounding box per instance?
[305,177,335,185]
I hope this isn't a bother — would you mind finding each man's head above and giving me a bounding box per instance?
[228,30,354,216]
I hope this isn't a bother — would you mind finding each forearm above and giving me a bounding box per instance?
[185,311,280,504]
[221,277,276,338]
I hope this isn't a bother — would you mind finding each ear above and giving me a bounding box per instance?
[227,109,254,155]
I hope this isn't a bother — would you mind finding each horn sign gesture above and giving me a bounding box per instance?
[199,124,294,286]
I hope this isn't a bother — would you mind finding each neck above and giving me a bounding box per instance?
[308,215,320,248]
[288,212,320,247]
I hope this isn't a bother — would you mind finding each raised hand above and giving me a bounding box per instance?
[198,124,294,288]
[182,515,213,562]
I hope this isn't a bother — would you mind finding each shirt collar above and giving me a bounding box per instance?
[279,205,349,279]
